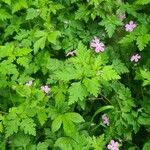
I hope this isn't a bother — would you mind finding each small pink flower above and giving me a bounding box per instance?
[26,80,33,86]
[41,85,50,94]
[90,37,105,53]
[130,54,141,62]
[125,21,137,32]
[66,50,76,57]
[102,114,109,126]
[107,140,119,150]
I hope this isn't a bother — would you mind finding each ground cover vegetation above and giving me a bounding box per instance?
[0,0,150,149]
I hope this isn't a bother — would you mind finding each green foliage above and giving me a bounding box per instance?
[89,135,105,150]
[0,0,149,149]
[37,142,49,150]
[112,59,129,75]
[142,141,150,150]
[83,77,100,97]
[99,15,123,38]
[135,69,150,86]
[135,0,150,5]
[0,9,11,21]
[26,8,39,20]
[20,118,36,136]
[120,25,150,51]
[68,82,88,105]
[11,133,31,148]
[51,112,84,136]
[101,66,120,81]
[55,137,76,150]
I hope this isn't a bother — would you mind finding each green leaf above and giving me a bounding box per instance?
[65,112,84,123]
[51,115,63,132]
[112,59,129,74]
[35,30,47,38]
[0,75,7,88]
[75,4,90,21]
[136,0,150,5]
[89,0,105,6]
[37,142,48,150]
[49,3,64,14]
[55,66,80,81]
[37,109,47,126]
[92,105,114,122]
[0,122,3,132]
[14,85,31,97]
[83,77,100,97]
[20,118,36,136]
[77,41,88,54]
[62,116,76,136]
[47,106,59,120]
[5,118,20,137]
[26,8,39,20]
[138,69,150,86]
[12,133,30,148]
[0,9,11,20]
[12,0,28,13]
[55,137,76,150]
[143,141,150,150]
[68,82,88,105]
[48,31,61,44]
[99,15,123,37]
[17,57,30,67]
[34,36,47,54]
[138,113,150,125]
[2,0,11,5]
[0,45,13,59]
[101,66,120,81]
[90,135,105,150]
[120,3,137,17]
[136,34,150,51]
[27,144,36,150]
[105,23,116,38]
[0,60,18,77]
[14,47,32,56]
[119,34,136,44]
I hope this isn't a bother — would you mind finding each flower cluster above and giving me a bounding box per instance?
[90,37,105,53]
[130,54,141,62]
[125,21,137,32]
[107,140,119,150]
[26,81,50,94]
[41,85,50,94]
[102,114,109,126]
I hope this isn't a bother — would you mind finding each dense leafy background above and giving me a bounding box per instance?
[0,0,150,149]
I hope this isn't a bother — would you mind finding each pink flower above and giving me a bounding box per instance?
[130,54,141,62]
[125,21,137,32]
[26,80,33,86]
[107,140,119,150]
[90,37,105,53]
[41,85,50,94]
[102,114,109,126]
[66,50,76,57]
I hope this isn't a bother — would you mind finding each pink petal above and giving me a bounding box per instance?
[114,141,119,147]
[90,42,97,48]
[107,144,113,149]
[111,140,115,145]
[95,48,100,53]
[129,21,134,25]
